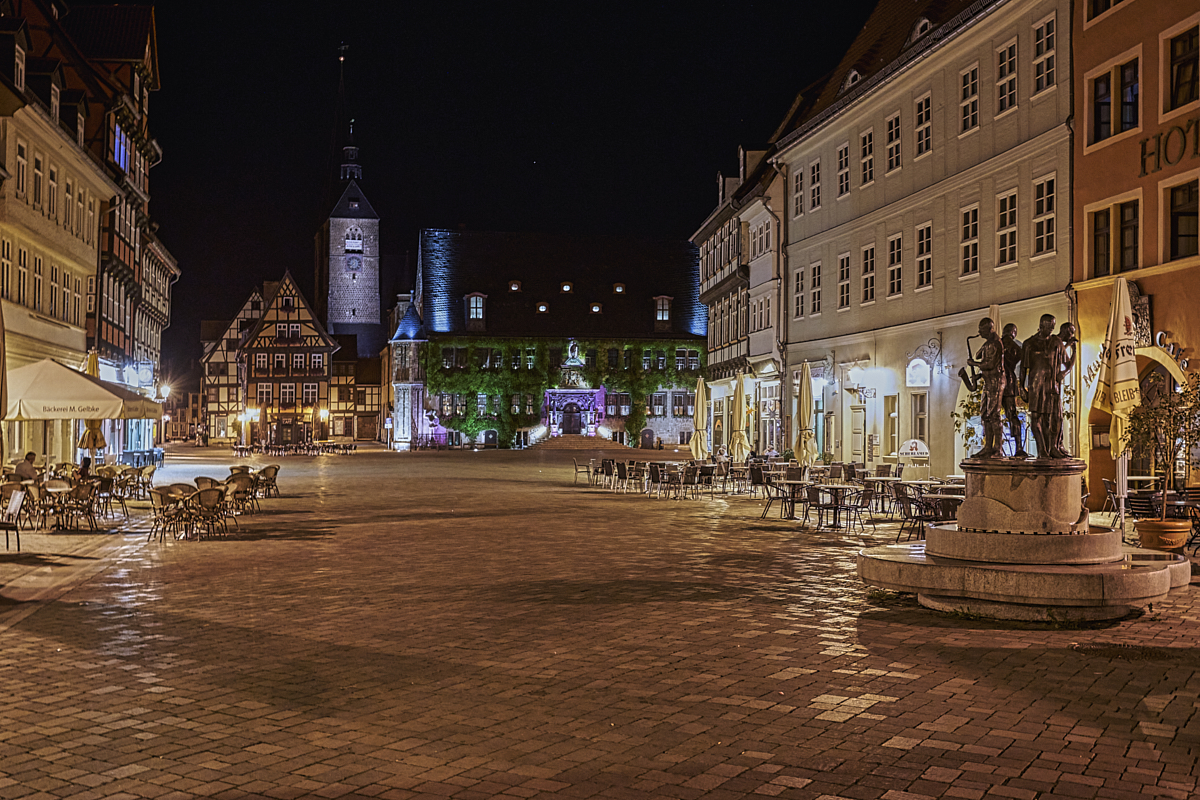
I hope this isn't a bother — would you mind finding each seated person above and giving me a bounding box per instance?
[14,452,38,482]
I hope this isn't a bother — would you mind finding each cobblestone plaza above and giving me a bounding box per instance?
[1,446,1198,799]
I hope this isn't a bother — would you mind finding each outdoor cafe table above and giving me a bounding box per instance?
[862,475,903,512]
[778,480,811,519]
[819,483,860,529]
[1127,475,1161,489]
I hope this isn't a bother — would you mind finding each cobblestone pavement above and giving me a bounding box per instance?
[2,445,1199,800]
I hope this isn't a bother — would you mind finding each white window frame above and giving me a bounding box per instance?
[997,190,1018,267]
[914,93,932,157]
[14,45,23,91]
[809,262,822,315]
[837,252,851,310]
[1085,47,1142,152]
[1160,16,1200,122]
[836,143,850,197]
[860,130,874,186]
[885,114,902,172]
[861,244,876,305]
[1033,14,1056,96]
[916,223,933,289]
[960,64,979,134]
[961,205,980,276]
[791,169,804,217]
[809,159,821,210]
[997,40,1018,116]
[793,268,805,319]
[887,235,903,297]
[1033,174,1057,257]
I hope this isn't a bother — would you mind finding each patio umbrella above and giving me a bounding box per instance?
[1094,279,1140,529]
[689,377,709,461]
[77,351,107,452]
[794,361,818,466]
[729,374,750,462]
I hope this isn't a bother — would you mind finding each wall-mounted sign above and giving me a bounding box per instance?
[1155,331,1190,370]
[905,358,931,387]
[859,387,877,398]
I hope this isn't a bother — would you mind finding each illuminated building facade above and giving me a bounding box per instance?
[400,229,705,449]
[1071,0,1200,502]
[772,0,1073,477]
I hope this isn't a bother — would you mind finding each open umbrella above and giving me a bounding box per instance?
[794,361,818,466]
[77,351,107,453]
[729,375,750,462]
[1094,279,1140,529]
[689,377,709,461]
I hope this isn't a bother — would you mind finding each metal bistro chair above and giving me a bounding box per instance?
[1,489,24,550]
[841,488,876,533]
[1101,478,1118,514]
[894,495,938,542]
[572,458,591,486]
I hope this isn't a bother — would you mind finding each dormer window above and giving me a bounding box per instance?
[465,292,486,331]
[841,70,861,93]
[590,303,603,314]
[536,302,549,313]
[509,280,521,291]
[560,282,573,293]
[348,196,360,209]
[50,85,59,121]
[613,283,625,294]
[281,297,295,312]
[14,46,24,92]
[654,296,672,332]
[344,226,363,253]
[907,18,932,46]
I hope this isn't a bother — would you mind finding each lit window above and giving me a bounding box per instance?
[536,302,549,313]
[655,297,671,321]
[468,295,485,319]
[561,282,572,293]
[509,280,521,291]
[590,303,602,313]
[613,283,625,293]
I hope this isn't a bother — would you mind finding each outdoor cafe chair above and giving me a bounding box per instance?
[258,465,281,498]
[61,482,99,531]
[224,474,259,514]
[800,485,836,528]
[148,489,184,541]
[895,495,937,542]
[1,489,24,550]
[572,458,591,486]
[1101,478,1118,514]
[647,463,665,498]
[840,488,876,533]
[194,476,221,490]
[612,461,630,493]
[191,488,231,538]
[597,459,615,489]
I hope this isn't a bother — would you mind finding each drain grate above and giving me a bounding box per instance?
[1070,643,1199,663]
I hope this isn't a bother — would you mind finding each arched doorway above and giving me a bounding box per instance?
[562,403,582,434]
[640,428,656,449]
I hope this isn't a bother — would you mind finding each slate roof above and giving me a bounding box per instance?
[390,302,427,343]
[62,5,158,85]
[776,0,983,149]
[327,180,378,221]
[419,229,703,340]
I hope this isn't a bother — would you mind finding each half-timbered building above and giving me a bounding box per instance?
[241,273,339,446]
[200,290,263,445]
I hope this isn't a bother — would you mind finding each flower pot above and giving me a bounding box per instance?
[1135,518,1192,551]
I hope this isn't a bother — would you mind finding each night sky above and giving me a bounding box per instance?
[147,2,874,372]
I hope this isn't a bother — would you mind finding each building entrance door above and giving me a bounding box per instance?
[851,405,865,463]
[562,403,582,434]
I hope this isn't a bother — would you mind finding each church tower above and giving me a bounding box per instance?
[315,50,384,357]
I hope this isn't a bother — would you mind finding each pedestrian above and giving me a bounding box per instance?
[656,437,664,450]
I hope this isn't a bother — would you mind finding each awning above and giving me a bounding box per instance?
[5,359,162,421]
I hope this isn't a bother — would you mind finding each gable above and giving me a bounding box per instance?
[243,272,339,352]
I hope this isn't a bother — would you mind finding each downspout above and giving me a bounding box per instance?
[761,180,787,450]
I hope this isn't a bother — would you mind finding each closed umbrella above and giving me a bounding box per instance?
[729,375,750,462]
[77,351,107,453]
[794,361,818,466]
[1095,279,1140,530]
[689,377,709,461]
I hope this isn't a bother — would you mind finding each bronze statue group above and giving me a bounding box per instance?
[963,313,1077,460]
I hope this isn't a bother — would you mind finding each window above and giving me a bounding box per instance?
[32,256,41,310]
[793,268,804,318]
[48,265,57,316]
[997,41,1018,114]
[884,394,899,457]
[281,297,294,311]
[861,245,876,304]
[1170,180,1198,260]
[255,353,268,370]
[17,249,26,305]
[344,226,363,253]
[860,130,874,185]
[916,224,932,288]
[886,114,902,171]
[837,253,851,309]
[468,295,484,319]
[1091,200,1140,277]
[560,282,572,293]
[312,353,323,371]
[613,283,624,293]
[1088,0,1126,21]
[15,142,26,197]
[257,384,272,405]
[303,384,318,405]
[280,384,296,407]
[1093,208,1112,277]
[274,353,286,369]
[791,169,803,217]
[48,167,57,217]
[1091,59,1138,144]
[292,353,305,370]
[961,206,979,275]
[527,347,536,369]
[810,263,822,315]
[64,179,73,230]
[836,144,850,196]
[809,160,821,209]
[589,303,602,314]
[1169,27,1199,111]
[1033,177,1056,255]
[914,94,931,157]
[32,157,42,206]
[887,236,902,296]
[1033,16,1055,94]
[911,392,928,444]
[997,191,1018,266]
[656,296,671,321]
[14,44,23,91]
[508,280,521,291]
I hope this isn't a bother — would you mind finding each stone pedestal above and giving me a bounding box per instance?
[858,456,1189,620]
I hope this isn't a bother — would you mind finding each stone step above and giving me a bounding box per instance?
[529,435,633,451]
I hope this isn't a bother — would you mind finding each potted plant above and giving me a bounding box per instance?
[1122,370,1200,550]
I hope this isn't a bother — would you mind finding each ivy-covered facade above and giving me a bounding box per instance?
[388,229,706,449]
